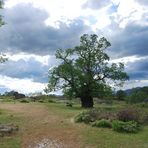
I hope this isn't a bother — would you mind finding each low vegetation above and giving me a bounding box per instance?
[112,120,140,133]
[92,119,112,128]
[75,106,148,133]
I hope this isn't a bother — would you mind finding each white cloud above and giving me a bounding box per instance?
[4,0,114,30]
[0,75,46,94]
[111,0,148,28]
[5,0,147,30]
[5,0,87,28]
[6,53,57,66]
[110,55,148,65]
[123,79,148,90]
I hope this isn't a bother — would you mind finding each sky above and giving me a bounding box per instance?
[0,0,148,94]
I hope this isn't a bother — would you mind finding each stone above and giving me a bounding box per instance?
[0,127,13,134]
[0,124,19,136]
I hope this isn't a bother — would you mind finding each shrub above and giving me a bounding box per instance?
[75,108,117,124]
[74,113,83,123]
[112,120,140,133]
[82,114,93,123]
[74,112,94,123]
[117,108,148,125]
[92,119,112,128]
[30,95,55,103]
[47,99,55,103]
[38,99,44,103]
[20,99,29,103]
[65,102,73,107]
[117,108,139,122]
[85,108,116,121]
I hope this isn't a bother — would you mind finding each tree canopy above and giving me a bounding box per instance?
[45,34,129,107]
[116,90,126,100]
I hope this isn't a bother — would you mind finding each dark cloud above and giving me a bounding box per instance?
[126,58,148,80]
[135,0,148,6]
[0,3,90,55]
[82,0,111,9]
[0,57,59,83]
[108,23,148,58]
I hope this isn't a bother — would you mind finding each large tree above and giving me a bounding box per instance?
[45,34,129,108]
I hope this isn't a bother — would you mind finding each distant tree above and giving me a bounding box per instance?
[141,86,148,96]
[45,34,129,108]
[116,90,126,100]
[126,90,147,104]
[5,91,25,99]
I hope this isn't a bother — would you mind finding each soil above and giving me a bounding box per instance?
[0,103,85,148]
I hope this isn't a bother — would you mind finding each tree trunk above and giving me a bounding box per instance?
[80,96,94,108]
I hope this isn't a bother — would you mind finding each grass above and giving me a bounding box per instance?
[0,109,22,124]
[0,101,147,147]
[45,102,148,147]
[83,126,148,148]
[0,137,21,148]
[0,109,22,148]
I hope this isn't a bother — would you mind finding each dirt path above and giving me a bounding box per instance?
[0,103,84,148]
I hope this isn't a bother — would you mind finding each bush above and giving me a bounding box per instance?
[75,108,117,124]
[112,120,140,133]
[74,112,94,123]
[30,95,55,103]
[117,108,139,122]
[85,108,116,121]
[20,99,29,103]
[65,102,73,107]
[47,99,55,103]
[38,99,44,103]
[92,119,112,128]
[74,113,83,123]
[117,108,148,124]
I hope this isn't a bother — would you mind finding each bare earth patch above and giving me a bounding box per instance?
[28,138,65,148]
[0,103,84,148]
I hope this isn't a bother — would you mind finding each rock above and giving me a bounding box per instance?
[0,124,19,136]
[0,127,13,134]
[0,125,5,129]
